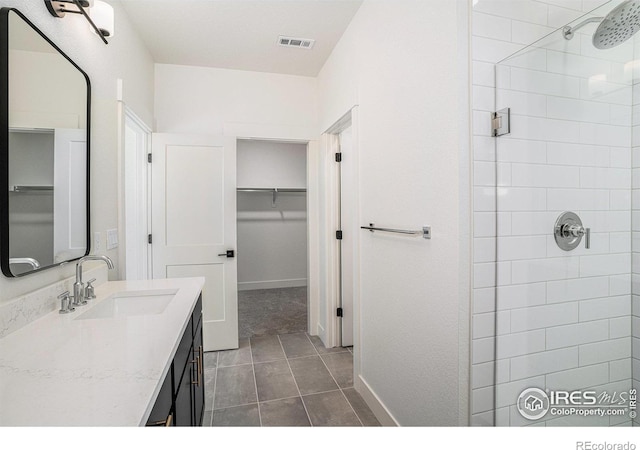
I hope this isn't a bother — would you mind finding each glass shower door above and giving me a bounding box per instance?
[493,3,636,427]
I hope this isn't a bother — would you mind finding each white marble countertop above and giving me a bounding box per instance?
[0,277,204,426]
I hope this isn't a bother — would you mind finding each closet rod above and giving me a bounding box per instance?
[237,187,307,208]
[236,188,307,192]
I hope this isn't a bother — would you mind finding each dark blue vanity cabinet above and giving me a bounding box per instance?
[146,294,204,427]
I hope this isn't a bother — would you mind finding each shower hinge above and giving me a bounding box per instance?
[492,107,510,137]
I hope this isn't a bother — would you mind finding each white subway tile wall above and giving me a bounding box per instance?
[471,0,637,427]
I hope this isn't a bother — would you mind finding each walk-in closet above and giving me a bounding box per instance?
[236,139,308,338]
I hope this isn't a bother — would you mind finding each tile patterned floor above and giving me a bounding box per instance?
[201,332,380,427]
[238,288,307,339]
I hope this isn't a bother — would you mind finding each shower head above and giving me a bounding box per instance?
[562,0,640,49]
[593,0,640,49]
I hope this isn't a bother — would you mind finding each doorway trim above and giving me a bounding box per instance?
[117,102,152,280]
[321,106,361,354]
[223,122,320,339]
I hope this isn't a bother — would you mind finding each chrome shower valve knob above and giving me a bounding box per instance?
[554,212,590,251]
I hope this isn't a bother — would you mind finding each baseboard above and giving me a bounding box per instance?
[316,322,326,344]
[354,375,399,427]
[237,279,307,291]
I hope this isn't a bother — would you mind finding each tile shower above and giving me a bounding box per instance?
[472,0,639,426]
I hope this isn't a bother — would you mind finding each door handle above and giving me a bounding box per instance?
[218,250,235,258]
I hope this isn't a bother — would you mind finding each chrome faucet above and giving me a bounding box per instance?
[8,257,41,270]
[72,255,114,307]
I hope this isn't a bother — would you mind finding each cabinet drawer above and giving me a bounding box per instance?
[174,348,194,427]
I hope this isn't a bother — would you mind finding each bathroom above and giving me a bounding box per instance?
[0,0,638,446]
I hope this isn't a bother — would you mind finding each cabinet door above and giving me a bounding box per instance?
[192,319,204,425]
[174,345,194,427]
[146,366,174,426]
[173,319,193,389]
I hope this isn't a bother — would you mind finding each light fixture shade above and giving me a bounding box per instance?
[90,1,114,38]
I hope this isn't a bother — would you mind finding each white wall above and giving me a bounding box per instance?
[0,0,154,303]
[154,64,318,136]
[237,140,307,290]
[9,50,86,129]
[317,0,467,426]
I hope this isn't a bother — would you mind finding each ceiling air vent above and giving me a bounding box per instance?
[278,36,315,49]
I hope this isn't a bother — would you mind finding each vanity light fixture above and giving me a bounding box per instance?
[43,0,110,44]
[89,1,114,38]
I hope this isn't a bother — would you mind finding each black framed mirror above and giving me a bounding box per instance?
[0,8,90,277]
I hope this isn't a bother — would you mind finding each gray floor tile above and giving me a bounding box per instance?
[213,404,260,427]
[279,332,317,358]
[239,287,307,339]
[302,390,361,426]
[203,351,218,369]
[250,335,286,363]
[214,365,257,409]
[254,360,299,402]
[342,388,381,426]
[288,356,338,395]
[308,335,349,354]
[204,368,216,411]
[202,410,213,427]
[260,397,310,426]
[321,352,353,388]
[218,338,252,367]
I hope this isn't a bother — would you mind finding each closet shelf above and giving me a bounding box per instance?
[237,187,306,208]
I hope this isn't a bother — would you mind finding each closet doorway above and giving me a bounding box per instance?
[236,139,308,339]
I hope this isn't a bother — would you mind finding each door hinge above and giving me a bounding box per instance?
[491,107,511,137]
[147,153,152,163]
[337,307,343,317]
[335,152,342,162]
[148,234,152,244]
[336,230,343,240]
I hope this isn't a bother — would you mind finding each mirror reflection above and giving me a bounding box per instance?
[2,9,89,276]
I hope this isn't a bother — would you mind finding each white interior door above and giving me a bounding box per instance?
[124,111,151,280]
[339,127,354,347]
[53,128,87,263]
[152,133,238,351]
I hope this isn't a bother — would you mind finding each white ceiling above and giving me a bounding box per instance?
[119,0,363,77]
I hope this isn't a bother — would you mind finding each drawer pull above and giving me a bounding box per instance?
[149,413,172,427]
[191,348,202,386]
[199,345,203,380]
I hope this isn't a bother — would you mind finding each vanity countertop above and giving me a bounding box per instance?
[0,277,204,426]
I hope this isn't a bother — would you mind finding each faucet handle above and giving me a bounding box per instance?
[85,278,97,300]
[58,291,75,314]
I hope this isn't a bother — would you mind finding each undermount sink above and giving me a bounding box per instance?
[75,289,178,320]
